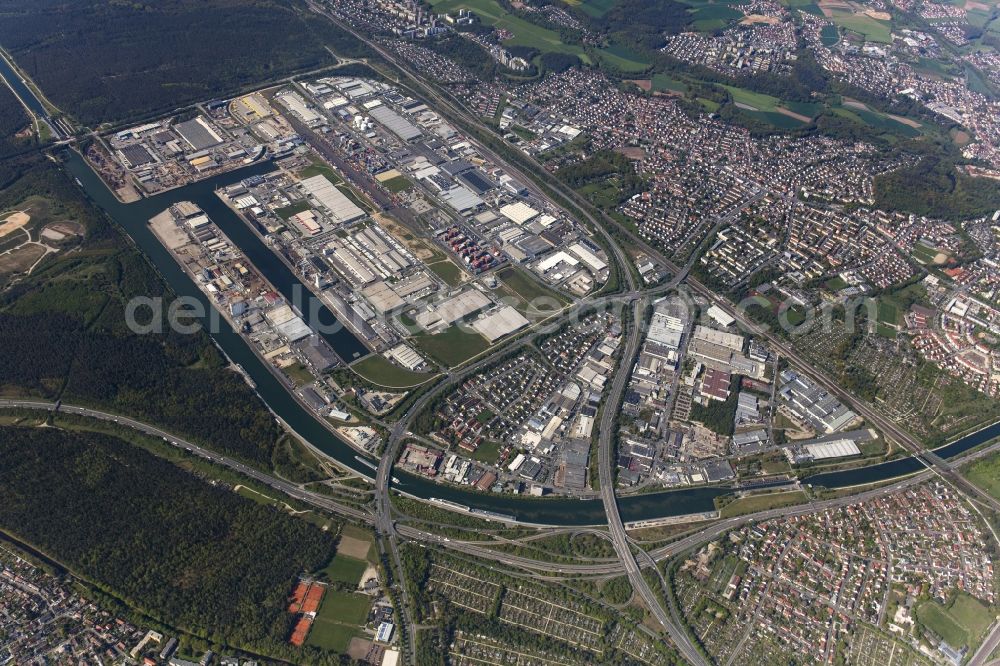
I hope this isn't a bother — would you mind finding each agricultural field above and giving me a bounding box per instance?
[833,99,924,138]
[723,85,821,127]
[597,44,652,72]
[815,0,892,43]
[428,0,590,61]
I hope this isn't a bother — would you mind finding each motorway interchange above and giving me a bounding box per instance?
[10,12,1000,659]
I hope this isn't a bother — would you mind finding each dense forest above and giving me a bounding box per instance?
[427,34,496,81]
[583,0,691,49]
[0,427,336,659]
[874,154,1000,220]
[0,156,284,466]
[0,0,367,125]
[0,84,33,159]
[689,376,740,436]
[556,149,647,209]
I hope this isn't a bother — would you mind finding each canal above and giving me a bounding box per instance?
[0,50,48,118]
[61,150,1000,526]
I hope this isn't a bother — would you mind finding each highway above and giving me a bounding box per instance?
[24,6,1000,655]
[596,302,708,664]
[9,396,998,579]
[0,399,374,524]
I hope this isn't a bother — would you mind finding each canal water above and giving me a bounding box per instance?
[0,52,47,118]
[61,150,1000,526]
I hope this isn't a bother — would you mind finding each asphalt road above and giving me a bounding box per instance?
[970,619,1000,666]
[596,303,707,664]
[0,399,374,524]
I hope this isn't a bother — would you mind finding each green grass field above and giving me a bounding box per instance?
[351,354,436,388]
[382,175,413,193]
[877,301,898,325]
[911,241,941,264]
[319,590,371,624]
[964,450,1000,500]
[299,162,342,185]
[284,362,315,386]
[916,593,991,648]
[427,259,465,286]
[723,85,819,115]
[876,322,896,338]
[820,24,840,46]
[575,0,618,17]
[497,266,569,306]
[652,74,687,93]
[826,11,891,43]
[832,103,923,138]
[341,524,376,561]
[719,491,808,517]
[470,438,502,464]
[965,64,994,97]
[597,44,651,72]
[322,554,368,585]
[428,0,589,61]
[274,200,311,220]
[825,276,849,291]
[413,324,491,367]
[307,590,371,653]
[723,85,819,127]
[306,619,358,653]
[689,3,743,30]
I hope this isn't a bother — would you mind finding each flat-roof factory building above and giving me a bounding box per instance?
[439,185,483,214]
[386,344,426,371]
[265,304,312,342]
[301,175,367,225]
[174,116,225,151]
[368,105,422,142]
[119,144,157,169]
[415,289,491,331]
[805,439,861,459]
[472,306,530,342]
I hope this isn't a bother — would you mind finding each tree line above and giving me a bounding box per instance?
[0,156,286,466]
[0,0,368,126]
[0,426,338,661]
